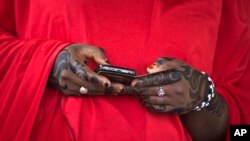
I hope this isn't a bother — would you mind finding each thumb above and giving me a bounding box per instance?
[92,48,109,65]
[147,57,185,73]
[94,55,109,65]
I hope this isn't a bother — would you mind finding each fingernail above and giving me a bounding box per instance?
[104,82,109,88]
[118,87,124,93]
[148,63,156,69]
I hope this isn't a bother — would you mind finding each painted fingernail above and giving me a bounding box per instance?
[104,82,109,88]
[148,63,156,69]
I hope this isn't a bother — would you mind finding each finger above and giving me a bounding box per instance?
[144,102,156,112]
[145,102,188,115]
[124,86,162,96]
[124,83,178,97]
[77,83,107,95]
[93,48,109,65]
[143,103,174,112]
[71,60,111,87]
[147,57,169,73]
[64,70,85,86]
[151,104,168,112]
[104,82,124,95]
[122,86,149,95]
[58,78,85,95]
[147,57,186,73]
[144,103,176,113]
[62,70,109,93]
[142,96,173,105]
[123,85,172,96]
[68,44,109,65]
[82,82,124,95]
[85,68,112,87]
[151,105,184,114]
[132,70,182,87]
[83,46,109,65]
[155,57,185,69]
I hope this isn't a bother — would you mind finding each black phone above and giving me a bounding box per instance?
[96,65,136,84]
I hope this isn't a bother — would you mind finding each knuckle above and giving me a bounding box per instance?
[77,70,87,79]
[175,86,184,94]
[169,71,182,81]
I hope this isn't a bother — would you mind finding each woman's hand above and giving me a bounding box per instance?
[126,57,210,115]
[49,44,124,96]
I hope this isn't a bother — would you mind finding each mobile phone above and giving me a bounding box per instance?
[96,65,136,84]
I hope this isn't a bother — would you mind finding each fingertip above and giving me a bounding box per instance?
[89,70,111,87]
[102,79,111,88]
[94,56,109,65]
[111,83,125,93]
[104,81,109,88]
[104,80,111,88]
[102,61,110,65]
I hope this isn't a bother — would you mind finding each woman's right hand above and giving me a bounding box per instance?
[49,44,124,96]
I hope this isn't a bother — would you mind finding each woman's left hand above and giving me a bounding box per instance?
[126,57,210,115]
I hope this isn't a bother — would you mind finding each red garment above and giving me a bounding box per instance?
[0,0,249,141]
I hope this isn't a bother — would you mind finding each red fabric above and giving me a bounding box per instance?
[211,0,250,140]
[0,0,249,141]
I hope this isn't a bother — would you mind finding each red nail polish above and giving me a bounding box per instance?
[148,63,155,69]
[104,82,109,88]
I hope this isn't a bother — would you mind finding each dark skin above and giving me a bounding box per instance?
[125,57,228,141]
[49,43,124,96]
[50,45,228,141]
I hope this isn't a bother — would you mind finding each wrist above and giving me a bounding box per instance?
[194,72,215,111]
